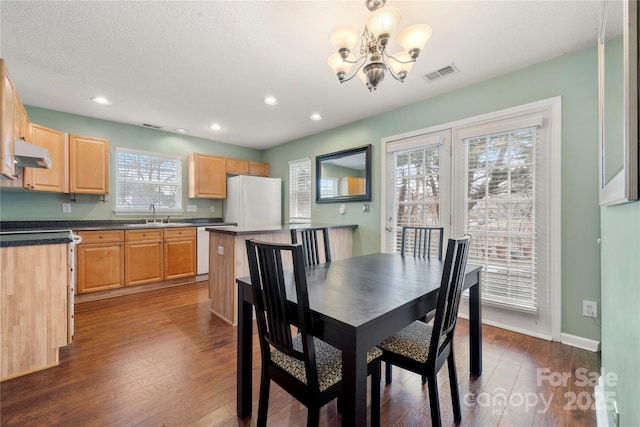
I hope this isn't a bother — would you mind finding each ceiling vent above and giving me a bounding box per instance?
[423,63,460,82]
[140,123,162,130]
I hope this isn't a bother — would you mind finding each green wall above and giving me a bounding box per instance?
[0,107,263,221]
[264,45,601,342]
[600,202,640,426]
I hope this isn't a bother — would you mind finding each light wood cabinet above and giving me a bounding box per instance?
[69,134,109,194]
[226,157,249,175]
[249,161,269,177]
[76,230,125,294]
[188,153,226,198]
[1,59,17,179]
[23,124,69,192]
[1,243,69,380]
[163,227,196,280]
[125,229,164,286]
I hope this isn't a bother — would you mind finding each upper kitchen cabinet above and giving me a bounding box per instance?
[225,157,249,175]
[69,134,109,195]
[249,161,269,177]
[188,152,226,198]
[23,124,69,192]
[1,59,17,179]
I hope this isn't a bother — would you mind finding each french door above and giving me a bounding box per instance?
[382,99,561,340]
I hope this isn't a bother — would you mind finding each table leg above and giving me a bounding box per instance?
[341,344,369,427]
[237,285,253,418]
[469,275,482,375]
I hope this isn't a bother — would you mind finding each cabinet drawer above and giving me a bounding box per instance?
[125,229,163,242]
[163,227,195,239]
[77,230,124,244]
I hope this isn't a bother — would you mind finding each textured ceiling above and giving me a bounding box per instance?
[0,1,610,150]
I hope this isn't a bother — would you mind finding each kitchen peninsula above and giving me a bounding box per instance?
[206,224,356,325]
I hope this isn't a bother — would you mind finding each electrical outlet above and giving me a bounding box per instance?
[186,204,197,212]
[62,203,72,213]
[583,300,597,318]
[362,204,370,213]
[339,204,346,214]
[210,205,215,213]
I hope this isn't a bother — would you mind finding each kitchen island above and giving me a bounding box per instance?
[206,224,356,325]
[0,230,73,380]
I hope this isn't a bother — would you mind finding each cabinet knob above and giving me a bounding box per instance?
[99,235,103,239]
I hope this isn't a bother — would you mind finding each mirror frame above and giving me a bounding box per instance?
[315,144,372,203]
[598,0,639,206]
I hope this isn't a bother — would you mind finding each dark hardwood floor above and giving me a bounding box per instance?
[0,282,599,426]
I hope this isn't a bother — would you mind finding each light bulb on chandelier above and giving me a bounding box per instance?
[328,0,432,92]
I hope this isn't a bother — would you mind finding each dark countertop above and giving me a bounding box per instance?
[205,223,357,236]
[0,218,231,232]
[0,230,73,248]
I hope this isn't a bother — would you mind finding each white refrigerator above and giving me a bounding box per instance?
[224,175,282,227]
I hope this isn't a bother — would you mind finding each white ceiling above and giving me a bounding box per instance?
[0,1,608,150]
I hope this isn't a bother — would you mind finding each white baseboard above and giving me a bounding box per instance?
[456,314,600,352]
[560,333,600,352]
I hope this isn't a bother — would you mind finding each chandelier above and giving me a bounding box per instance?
[327,0,432,92]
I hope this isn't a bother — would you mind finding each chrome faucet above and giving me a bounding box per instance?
[150,204,156,223]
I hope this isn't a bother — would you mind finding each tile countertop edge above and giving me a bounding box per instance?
[204,224,358,235]
[0,218,229,232]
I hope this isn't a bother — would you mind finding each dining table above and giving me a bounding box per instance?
[236,252,483,426]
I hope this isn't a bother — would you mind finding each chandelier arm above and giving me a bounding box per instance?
[343,54,367,65]
[383,50,417,65]
[340,60,368,84]
[381,54,404,82]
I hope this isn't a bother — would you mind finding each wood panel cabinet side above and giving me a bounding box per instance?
[208,231,236,324]
[1,59,16,179]
[1,244,68,380]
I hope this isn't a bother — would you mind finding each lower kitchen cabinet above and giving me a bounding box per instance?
[163,227,196,280]
[125,229,163,286]
[76,230,125,293]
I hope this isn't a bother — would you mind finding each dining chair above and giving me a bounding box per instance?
[245,239,382,427]
[290,227,331,266]
[379,236,471,427]
[400,226,445,324]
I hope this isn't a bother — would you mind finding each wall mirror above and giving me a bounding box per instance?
[598,0,638,206]
[316,144,371,203]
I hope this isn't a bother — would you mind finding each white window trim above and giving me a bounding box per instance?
[114,147,183,215]
[380,97,562,341]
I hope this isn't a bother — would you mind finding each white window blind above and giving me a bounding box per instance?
[116,148,182,212]
[289,158,311,223]
[389,143,442,253]
[462,124,539,312]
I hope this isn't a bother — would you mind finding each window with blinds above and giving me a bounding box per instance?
[289,158,311,223]
[462,126,538,312]
[116,148,182,212]
[390,144,442,253]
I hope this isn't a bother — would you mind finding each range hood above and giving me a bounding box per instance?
[13,139,52,169]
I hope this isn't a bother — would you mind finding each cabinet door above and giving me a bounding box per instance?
[0,59,16,179]
[164,237,196,280]
[69,134,109,194]
[226,157,249,175]
[23,124,68,192]
[77,242,124,293]
[125,241,163,286]
[188,153,226,198]
[249,161,269,177]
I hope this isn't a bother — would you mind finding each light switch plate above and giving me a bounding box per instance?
[217,246,224,255]
[210,205,215,213]
[339,204,346,214]
[186,204,197,212]
[62,203,72,213]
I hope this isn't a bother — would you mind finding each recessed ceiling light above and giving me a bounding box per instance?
[310,113,323,121]
[176,128,187,133]
[210,123,222,131]
[263,96,279,106]
[91,96,112,105]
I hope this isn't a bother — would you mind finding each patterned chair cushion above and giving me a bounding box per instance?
[271,335,383,392]
[378,321,446,363]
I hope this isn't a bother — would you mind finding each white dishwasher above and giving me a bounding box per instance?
[196,227,209,275]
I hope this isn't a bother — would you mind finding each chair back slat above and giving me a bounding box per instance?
[290,227,332,266]
[245,239,320,388]
[429,237,471,361]
[400,226,444,260]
